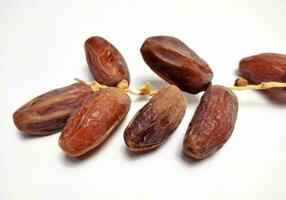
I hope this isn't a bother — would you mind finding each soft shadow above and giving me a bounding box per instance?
[179,150,217,166]
[234,69,240,75]
[183,92,200,105]
[238,91,286,107]
[180,152,204,165]
[81,65,95,82]
[262,93,286,106]
[16,130,56,140]
[60,140,108,166]
[133,95,151,102]
[61,154,82,165]
[238,101,269,107]
[122,145,157,161]
[123,135,178,160]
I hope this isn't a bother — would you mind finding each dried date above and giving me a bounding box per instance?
[183,85,238,160]
[239,53,286,103]
[140,36,213,94]
[13,82,94,135]
[59,87,131,157]
[124,85,187,152]
[85,36,130,86]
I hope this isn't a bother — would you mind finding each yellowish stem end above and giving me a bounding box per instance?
[229,77,286,90]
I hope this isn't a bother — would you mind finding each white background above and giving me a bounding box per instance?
[1,0,286,199]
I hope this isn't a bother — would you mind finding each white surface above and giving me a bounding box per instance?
[1,0,286,199]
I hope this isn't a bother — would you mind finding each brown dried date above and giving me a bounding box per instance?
[124,85,187,153]
[59,87,131,157]
[183,85,238,160]
[85,36,130,86]
[13,83,94,135]
[239,53,286,103]
[140,36,213,94]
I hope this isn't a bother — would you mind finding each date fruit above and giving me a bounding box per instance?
[85,36,130,86]
[140,36,213,94]
[183,85,238,160]
[239,53,286,103]
[59,87,131,157]
[124,85,187,153]
[13,83,94,135]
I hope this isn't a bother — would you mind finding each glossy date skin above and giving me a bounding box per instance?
[183,85,238,160]
[59,87,131,157]
[124,85,187,153]
[239,53,286,103]
[85,36,130,86]
[13,83,94,135]
[140,36,213,94]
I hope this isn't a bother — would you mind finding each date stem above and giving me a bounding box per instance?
[77,77,286,94]
[75,78,157,96]
[229,77,286,90]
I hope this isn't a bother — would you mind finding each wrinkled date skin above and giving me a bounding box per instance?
[124,85,187,153]
[239,53,286,103]
[59,87,131,157]
[85,36,130,86]
[13,83,94,135]
[140,36,213,94]
[183,85,238,160]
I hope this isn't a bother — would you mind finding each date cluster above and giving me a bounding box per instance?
[13,36,286,160]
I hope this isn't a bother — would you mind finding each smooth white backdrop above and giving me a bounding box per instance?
[1,0,286,199]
